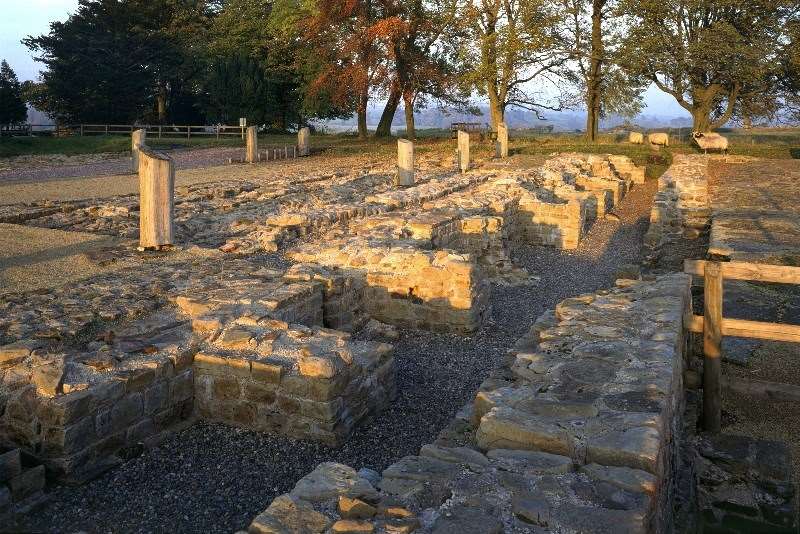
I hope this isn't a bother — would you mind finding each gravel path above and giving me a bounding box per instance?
[11,179,658,533]
[0,147,247,184]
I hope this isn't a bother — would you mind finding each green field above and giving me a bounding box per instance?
[2,128,798,168]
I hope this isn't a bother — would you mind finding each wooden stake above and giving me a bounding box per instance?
[496,122,509,158]
[298,127,311,156]
[246,126,258,163]
[703,260,723,433]
[139,147,174,249]
[457,130,470,173]
[131,128,146,173]
[397,139,415,186]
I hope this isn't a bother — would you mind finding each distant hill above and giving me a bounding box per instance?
[318,104,693,133]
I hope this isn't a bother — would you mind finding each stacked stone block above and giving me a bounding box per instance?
[244,274,692,534]
[643,155,709,266]
[288,240,490,333]
[192,326,395,447]
[0,448,46,518]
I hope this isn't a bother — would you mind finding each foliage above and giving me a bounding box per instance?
[457,0,571,129]
[0,61,28,126]
[23,0,213,124]
[618,0,792,131]
[559,0,645,140]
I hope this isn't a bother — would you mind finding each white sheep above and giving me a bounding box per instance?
[692,131,729,154]
[628,132,644,144]
[647,132,669,146]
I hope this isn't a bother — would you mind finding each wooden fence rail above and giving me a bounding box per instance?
[684,259,800,432]
[7,124,247,139]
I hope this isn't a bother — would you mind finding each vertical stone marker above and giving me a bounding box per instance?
[495,122,509,158]
[131,128,146,172]
[396,139,415,186]
[457,130,470,173]
[298,127,311,156]
[138,146,174,249]
[246,126,258,163]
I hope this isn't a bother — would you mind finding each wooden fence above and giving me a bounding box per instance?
[7,124,247,139]
[684,259,800,432]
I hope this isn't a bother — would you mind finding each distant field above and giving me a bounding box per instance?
[1,127,798,163]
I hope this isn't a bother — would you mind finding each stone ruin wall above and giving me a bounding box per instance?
[245,274,692,534]
[643,155,710,268]
[0,152,645,482]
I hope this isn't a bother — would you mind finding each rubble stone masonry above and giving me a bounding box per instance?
[245,274,692,534]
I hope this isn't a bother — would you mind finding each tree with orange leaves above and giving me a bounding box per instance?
[304,0,399,138]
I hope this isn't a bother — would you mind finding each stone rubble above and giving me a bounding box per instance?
[0,151,645,486]
[244,274,692,534]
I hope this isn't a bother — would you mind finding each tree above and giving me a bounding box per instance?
[619,0,790,132]
[560,0,643,141]
[23,0,212,124]
[374,0,464,138]
[0,61,27,127]
[460,0,571,130]
[304,0,394,138]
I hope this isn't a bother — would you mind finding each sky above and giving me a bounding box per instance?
[0,0,690,119]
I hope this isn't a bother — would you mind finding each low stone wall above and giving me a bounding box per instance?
[643,155,709,268]
[288,241,489,333]
[244,274,692,534]
[1,261,397,480]
[0,448,46,519]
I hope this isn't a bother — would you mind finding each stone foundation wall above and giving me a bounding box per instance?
[193,331,395,447]
[0,448,46,519]
[518,195,593,250]
[244,274,692,534]
[1,261,398,479]
[643,155,709,267]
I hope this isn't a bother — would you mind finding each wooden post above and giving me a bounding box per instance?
[298,127,311,156]
[495,122,509,158]
[457,130,470,173]
[246,126,258,163]
[105,124,109,135]
[138,147,174,249]
[158,125,162,139]
[80,124,84,137]
[131,128,147,173]
[703,260,723,432]
[397,139,415,186]
[187,126,191,140]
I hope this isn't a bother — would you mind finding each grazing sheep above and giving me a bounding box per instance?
[628,132,644,144]
[647,132,669,146]
[692,131,729,154]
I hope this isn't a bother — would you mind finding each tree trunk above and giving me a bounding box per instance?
[585,0,604,142]
[403,90,415,140]
[375,85,401,137]
[357,89,369,139]
[156,84,167,124]
[691,107,712,132]
[487,88,503,131]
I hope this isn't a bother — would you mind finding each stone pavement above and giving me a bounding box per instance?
[708,158,800,263]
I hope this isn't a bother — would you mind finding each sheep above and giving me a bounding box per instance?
[647,132,669,147]
[628,132,644,144]
[692,131,729,154]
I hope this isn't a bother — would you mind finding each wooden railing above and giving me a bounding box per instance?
[684,259,800,432]
[75,124,245,139]
[12,124,247,139]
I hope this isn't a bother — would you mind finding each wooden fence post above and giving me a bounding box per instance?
[397,139,415,186]
[457,130,470,173]
[298,127,311,156]
[703,260,723,432]
[496,122,509,158]
[246,126,258,163]
[138,147,174,250]
[131,129,147,173]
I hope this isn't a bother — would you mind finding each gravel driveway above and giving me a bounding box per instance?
[10,179,658,533]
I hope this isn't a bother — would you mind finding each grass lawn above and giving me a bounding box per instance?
[2,128,798,171]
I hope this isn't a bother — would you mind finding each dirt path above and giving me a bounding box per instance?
[11,179,659,533]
